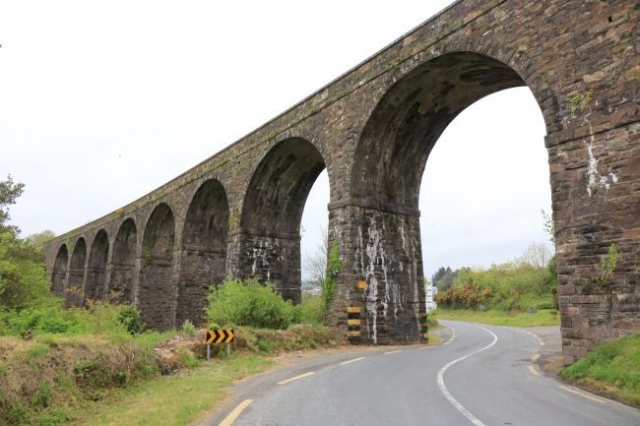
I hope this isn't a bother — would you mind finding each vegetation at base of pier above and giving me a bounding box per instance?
[322,240,342,314]
[560,333,640,407]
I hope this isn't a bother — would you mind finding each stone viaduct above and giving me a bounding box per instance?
[44,0,639,364]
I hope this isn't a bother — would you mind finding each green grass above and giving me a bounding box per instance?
[561,333,640,407]
[72,354,273,426]
[434,308,560,327]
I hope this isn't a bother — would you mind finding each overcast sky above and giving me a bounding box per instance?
[0,0,552,281]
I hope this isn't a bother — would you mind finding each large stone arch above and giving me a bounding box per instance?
[110,218,137,304]
[67,237,87,306]
[234,137,327,303]
[334,51,549,344]
[177,179,230,326]
[139,203,176,330]
[51,244,68,296]
[86,229,109,301]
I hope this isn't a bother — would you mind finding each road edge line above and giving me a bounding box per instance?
[219,399,253,426]
[277,371,315,385]
[339,356,365,366]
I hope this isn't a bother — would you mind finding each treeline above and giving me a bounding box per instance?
[432,243,557,312]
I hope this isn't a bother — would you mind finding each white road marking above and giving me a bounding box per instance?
[219,399,253,426]
[384,350,402,355]
[528,365,540,376]
[442,325,457,346]
[437,325,498,426]
[515,328,544,346]
[277,372,315,385]
[559,385,606,404]
[339,356,365,365]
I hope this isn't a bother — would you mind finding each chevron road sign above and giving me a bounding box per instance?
[206,329,234,344]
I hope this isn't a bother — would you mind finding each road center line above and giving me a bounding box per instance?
[384,350,402,355]
[277,372,315,385]
[528,365,540,376]
[219,399,253,426]
[436,325,498,426]
[339,356,365,365]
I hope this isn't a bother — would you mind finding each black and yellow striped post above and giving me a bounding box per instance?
[347,306,362,344]
[418,312,429,342]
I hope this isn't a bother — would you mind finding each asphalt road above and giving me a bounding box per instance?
[207,321,640,426]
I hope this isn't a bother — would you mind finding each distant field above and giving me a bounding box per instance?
[432,308,560,327]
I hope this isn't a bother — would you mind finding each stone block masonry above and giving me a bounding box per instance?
[44,0,640,363]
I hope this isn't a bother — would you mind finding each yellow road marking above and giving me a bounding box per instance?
[277,372,315,385]
[219,399,253,426]
[384,350,402,355]
[339,357,365,365]
[347,319,361,325]
[559,385,606,404]
[347,307,361,313]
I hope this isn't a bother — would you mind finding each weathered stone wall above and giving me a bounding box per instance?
[43,0,639,363]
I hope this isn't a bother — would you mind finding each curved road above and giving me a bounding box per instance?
[207,321,640,426]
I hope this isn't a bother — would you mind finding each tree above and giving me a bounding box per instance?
[0,174,25,236]
[0,176,52,311]
[304,227,328,290]
[541,209,555,247]
[25,230,56,249]
[432,266,458,292]
[516,242,553,268]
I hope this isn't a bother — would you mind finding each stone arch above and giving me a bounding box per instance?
[352,51,533,208]
[177,179,230,326]
[342,51,548,344]
[86,229,109,301]
[139,203,176,330]
[110,218,137,303]
[67,237,87,306]
[239,137,327,302]
[51,244,68,296]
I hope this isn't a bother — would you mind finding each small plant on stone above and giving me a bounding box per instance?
[600,243,618,282]
[182,319,196,337]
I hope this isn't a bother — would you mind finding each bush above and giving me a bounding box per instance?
[299,294,325,325]
[3,301,80,335]
[206,279,299,329]
[116,305,144,335]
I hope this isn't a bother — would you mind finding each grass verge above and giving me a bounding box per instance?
[73,354,273,426]
[434,308,560,327]
[0,324,346,426]
[560,333,640,407]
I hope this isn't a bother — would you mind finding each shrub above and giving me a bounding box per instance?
[116,305,144,335]
[182,319,196,336]
[206,279,298,329]
[298,293,325,325]
[4,301,80,335]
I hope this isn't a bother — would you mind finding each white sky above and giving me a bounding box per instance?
[0,0,552,281]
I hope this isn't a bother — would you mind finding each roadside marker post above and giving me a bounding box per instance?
[347,306,362,343]
[205,329,235,361]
